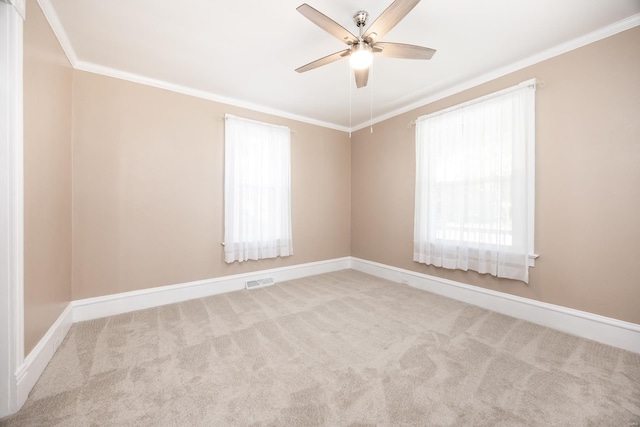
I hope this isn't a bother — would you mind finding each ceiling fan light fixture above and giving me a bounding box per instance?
[350,42,373,70]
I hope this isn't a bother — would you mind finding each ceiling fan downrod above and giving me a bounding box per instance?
[350,10,373,69]
[353,10,368,35]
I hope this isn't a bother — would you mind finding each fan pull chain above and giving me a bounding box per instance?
[349,60,353,138]
[370,62,374,133]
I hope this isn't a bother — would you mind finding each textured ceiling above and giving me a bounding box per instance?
[41,0,640,131]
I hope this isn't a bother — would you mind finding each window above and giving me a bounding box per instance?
[224,114,293,263]
[413,80,536,282]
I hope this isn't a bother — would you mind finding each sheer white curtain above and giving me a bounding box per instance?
[414,80,535,282]
[224,114,293,263]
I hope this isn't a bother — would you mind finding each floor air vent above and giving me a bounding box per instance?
[245,277,274,290]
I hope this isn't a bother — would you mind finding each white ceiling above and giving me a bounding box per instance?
[41,0,640,131]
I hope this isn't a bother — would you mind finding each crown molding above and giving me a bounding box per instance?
[35,0,77,66]
[36,0,347,131]
[352,13,640,132]
[74,60,350,133]
[32,0,640,133]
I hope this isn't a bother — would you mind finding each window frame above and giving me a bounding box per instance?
[414,79,538,277]
[223,114,293,263]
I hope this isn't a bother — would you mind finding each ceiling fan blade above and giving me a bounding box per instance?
[374,42,436,59]
[363,0,421,44]
[354,67,369,88]
[295,49,350,73]
[297,4,358,45]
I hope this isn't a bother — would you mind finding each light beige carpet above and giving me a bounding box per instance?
[1,270,639,426]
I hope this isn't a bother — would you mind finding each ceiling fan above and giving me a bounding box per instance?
[295,0,436,89]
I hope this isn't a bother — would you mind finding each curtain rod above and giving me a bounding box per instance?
[220,114,296,133]
[408,79,544,128]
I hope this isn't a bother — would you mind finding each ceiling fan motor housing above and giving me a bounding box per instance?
[353,10,369,28]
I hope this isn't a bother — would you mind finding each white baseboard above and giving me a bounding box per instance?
[14,254,639,414]
[350,257,640,354]
[72,257,351,322]
[14,257,350,411]
[14,302,73,409]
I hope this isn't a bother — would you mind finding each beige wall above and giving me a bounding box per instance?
[22,7,639,356]
[23,0,73,353]
[71,71,351,299]
[352,27,640,324]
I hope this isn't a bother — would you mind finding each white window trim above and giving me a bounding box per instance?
[0,1,25,417]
